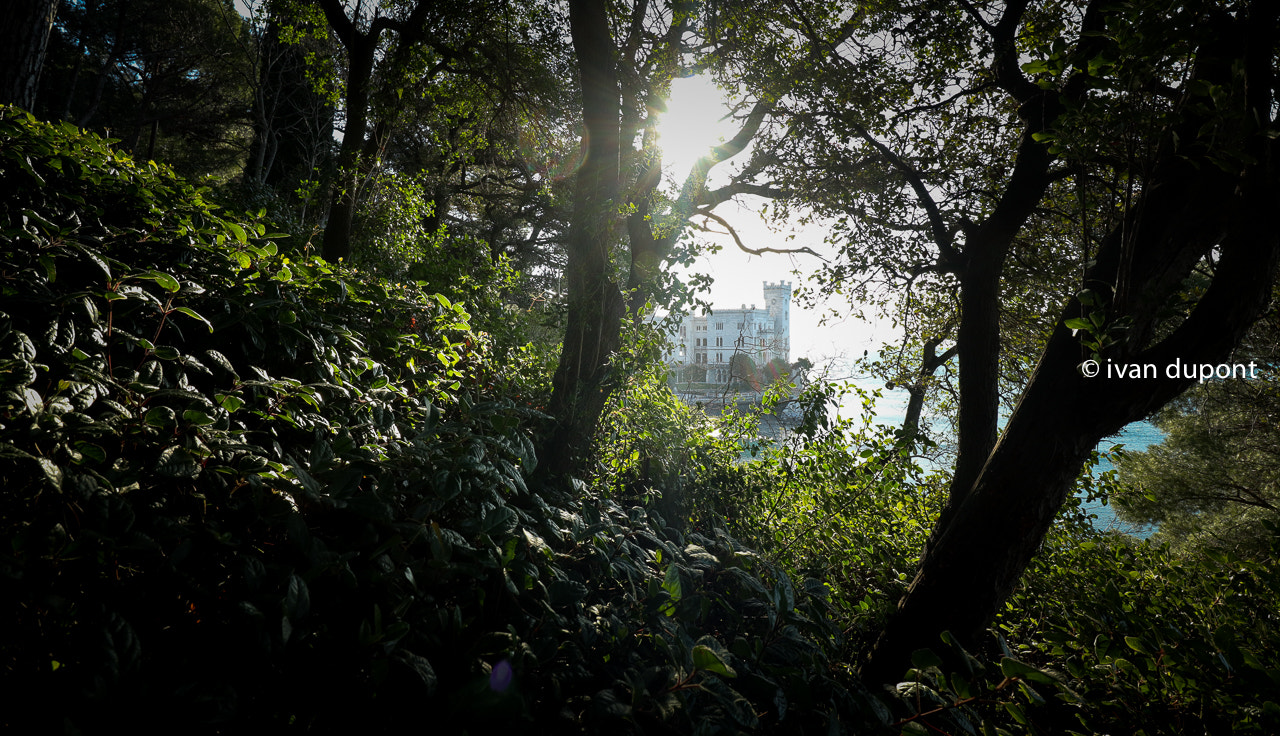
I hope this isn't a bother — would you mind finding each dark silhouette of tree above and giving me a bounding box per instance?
[712,0,1280,681]
[541,0,782,477]
[0,0,58,111]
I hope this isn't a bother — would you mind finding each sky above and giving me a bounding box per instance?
[655,76,910,422]
[654,78,883,361]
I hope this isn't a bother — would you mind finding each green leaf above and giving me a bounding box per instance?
[139,270,180,292]
[37,457,63,491]
[661,563,682,615]
[226,221,248,244]
[73,442,107,464]
[692,644,737,678]
[215,393,243,412]
[156,446,200,478]
[144,406,177,427]
[911,648,944,671]
[999,657,1057,684]
[394,650,438,695]
[1021,59,1052,75]
[204,349,237,376]
[284,573,311,620]
[38,254,56,282]
[1004,702,1030,726]
[182,409,215,426]
[1124,635,1152,656]
[172,307,213,332]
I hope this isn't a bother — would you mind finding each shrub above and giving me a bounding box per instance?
[0,106,874,735]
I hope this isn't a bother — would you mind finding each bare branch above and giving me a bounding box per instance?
[697,181,788,209]
[693,209,828,261]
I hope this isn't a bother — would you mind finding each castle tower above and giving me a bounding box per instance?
[762,281,791,363]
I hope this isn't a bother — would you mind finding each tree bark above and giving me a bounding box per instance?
[541,0,772,477]
[0,0,58,112]
[935,93,1061,543]
[541,0,627,478]
[900,338,956,439]
[318,4,379,263]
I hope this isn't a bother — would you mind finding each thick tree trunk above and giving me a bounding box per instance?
[864,208,1277,682]
[0,0,58,111]
[540,0,626,478]
[864,8,1279,680]
[935,105,1059,540]
[320,36,376,263]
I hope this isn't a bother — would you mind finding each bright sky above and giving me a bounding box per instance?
[656,78,893,371]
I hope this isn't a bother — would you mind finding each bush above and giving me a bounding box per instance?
[0,106,876,735]
[999,523,1280,734]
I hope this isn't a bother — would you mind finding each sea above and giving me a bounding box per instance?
[1087,422,1162,538]
[844,377,1163,539]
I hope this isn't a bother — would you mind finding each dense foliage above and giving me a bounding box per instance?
[5,0,1280,730]
[1112,300,1280,556]
[0,107,871,735]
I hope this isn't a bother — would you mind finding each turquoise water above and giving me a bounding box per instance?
[1087,422,1163,538]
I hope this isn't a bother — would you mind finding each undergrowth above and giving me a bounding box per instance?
[0,107,868,734]
[3,106,1279,736]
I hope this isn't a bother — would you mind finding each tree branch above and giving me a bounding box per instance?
[845,119,959,261]
[693,209,827,260]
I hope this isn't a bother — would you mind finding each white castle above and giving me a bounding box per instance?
[665,281,792,385]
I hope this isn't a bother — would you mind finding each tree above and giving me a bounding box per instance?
[763,356,791,385]
[541,0,782,476]
[370,1,576,301]
[892,336,958,440]
[1114,299,1280,556]
[304,0,450,261]
[873,0,1278,682]
[722,0,1279,681]
[239,0,335,201]
[37,0,255,177]
[0,0,58,111]
[728,353,759,390]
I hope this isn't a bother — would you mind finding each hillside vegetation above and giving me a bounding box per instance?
[3,109,1280,735]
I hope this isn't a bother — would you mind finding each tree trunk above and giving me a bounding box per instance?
[313,0,440,263]
[0,0,58,111]
[320,31,376,263]
[900,338,956,439]
[933,101,1060,540]
[540,0,626,478]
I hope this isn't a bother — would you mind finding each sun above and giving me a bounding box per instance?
[654,76,737,188]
